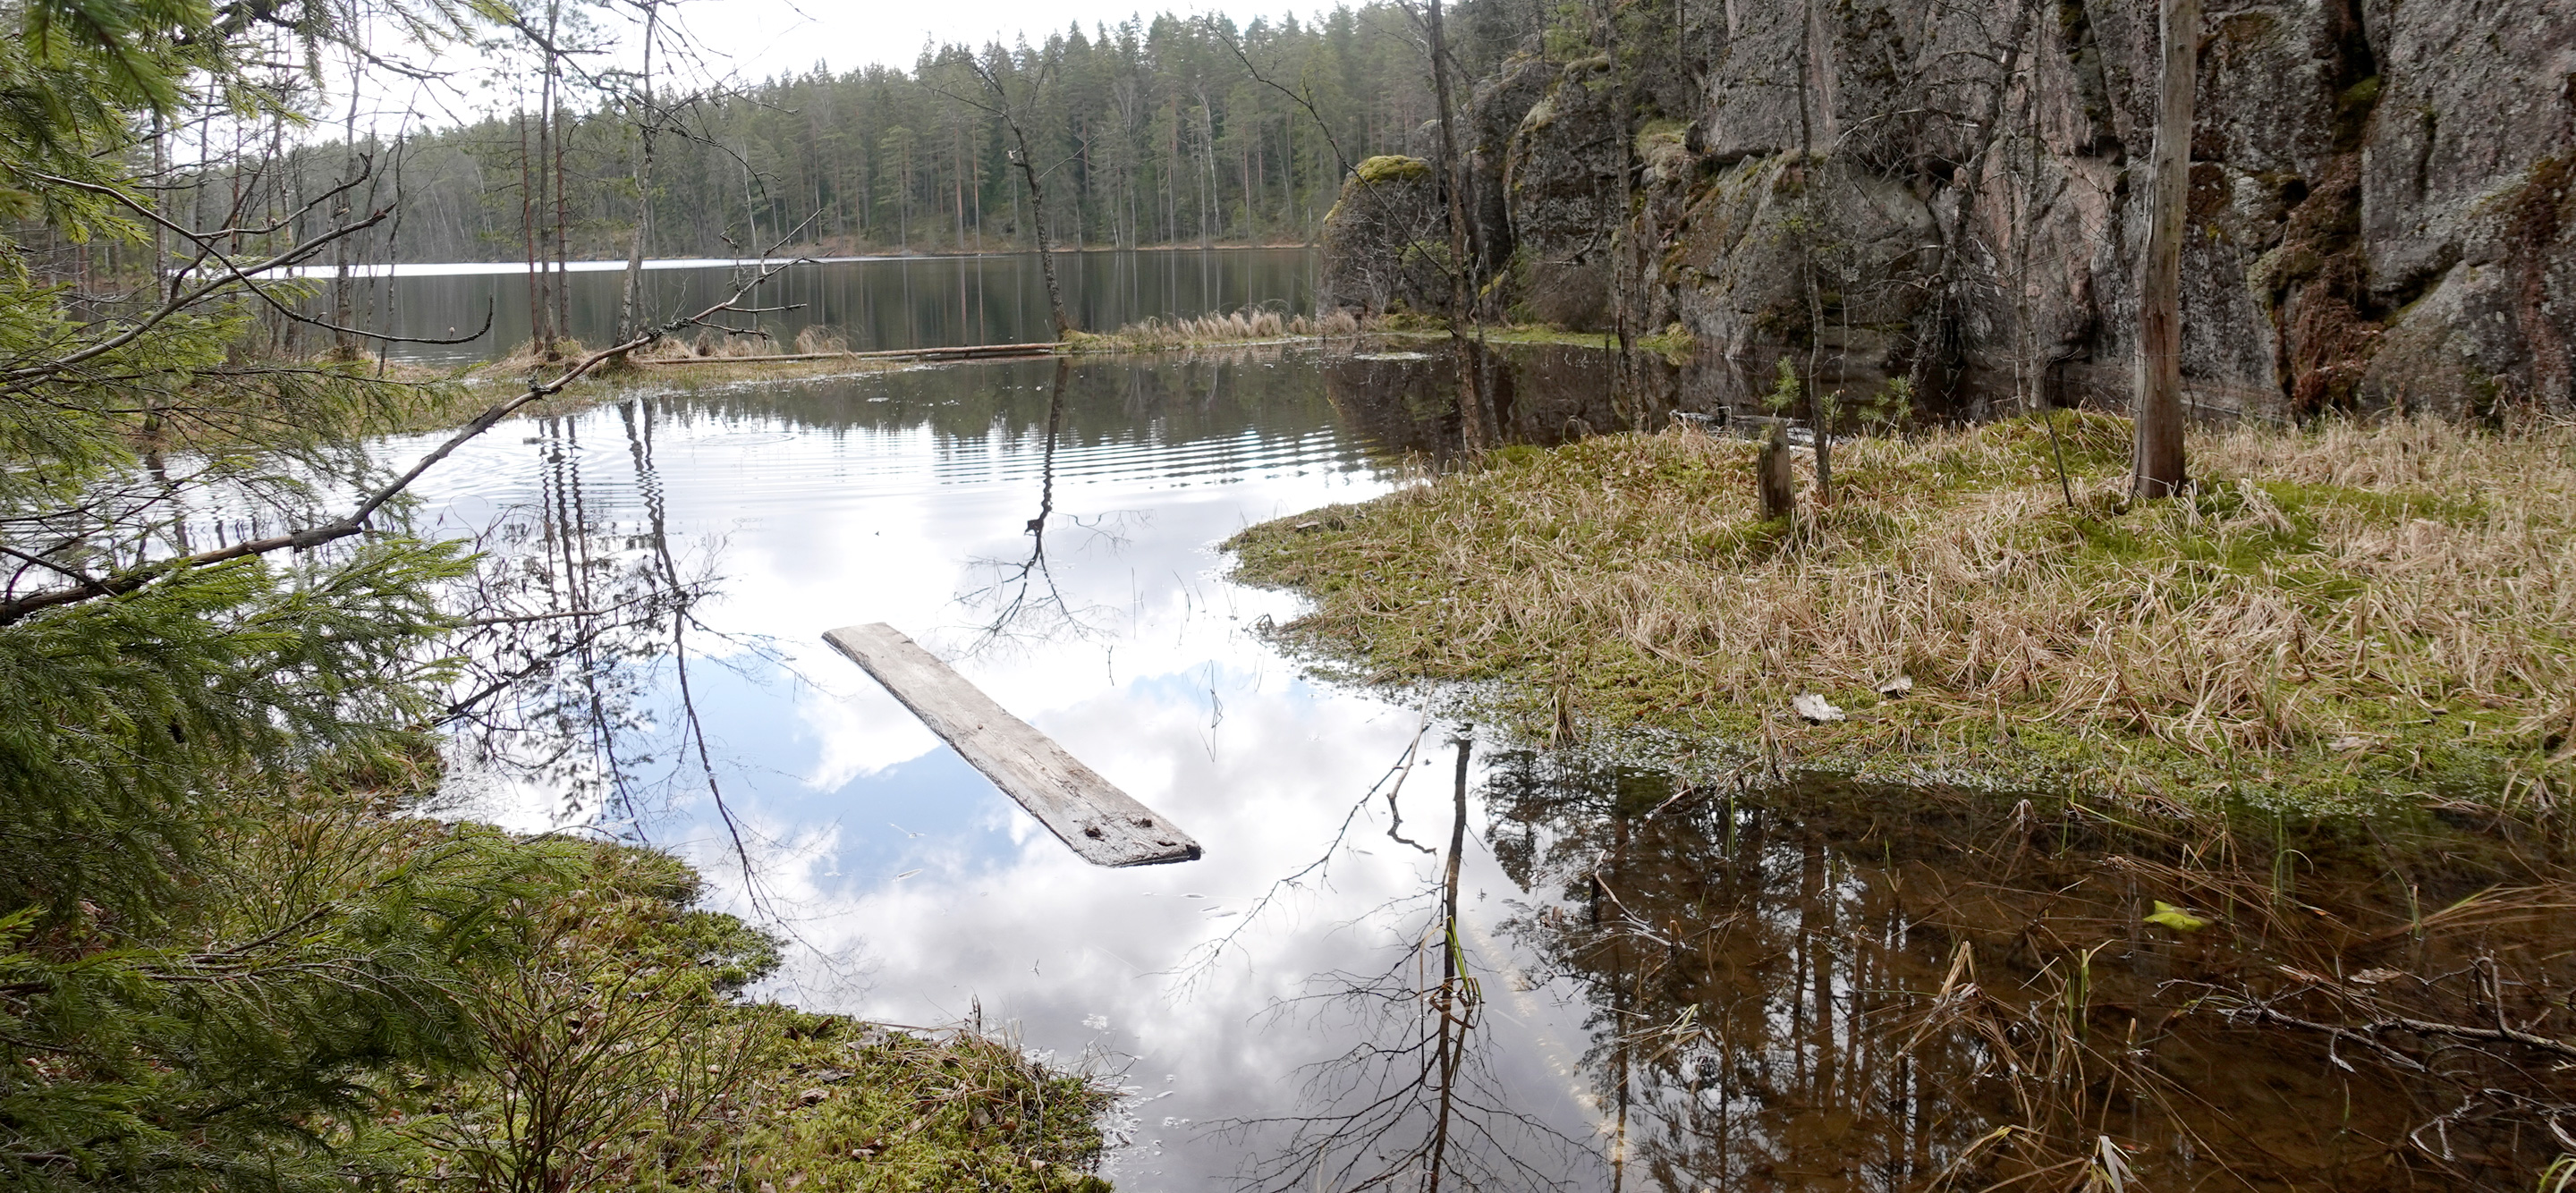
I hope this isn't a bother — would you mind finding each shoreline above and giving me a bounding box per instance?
[280,241,1321,280]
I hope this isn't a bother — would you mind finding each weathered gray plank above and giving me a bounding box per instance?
[823,622,1202,867]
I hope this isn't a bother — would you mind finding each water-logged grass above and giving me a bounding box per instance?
[1230,413,2576,813]
[402,825,1123,1191]
[719,1010,1117,1192]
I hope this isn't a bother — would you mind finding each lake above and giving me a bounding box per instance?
[326,248,1320,364]
[397,348,1598,1188]
[360,342,2552,1191]
[294,247,2559,1189]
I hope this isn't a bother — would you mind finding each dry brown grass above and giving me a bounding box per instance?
[1078,308,1360,350]
[1231,413,2576,809]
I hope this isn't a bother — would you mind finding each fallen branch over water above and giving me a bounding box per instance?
[0,262,801,628]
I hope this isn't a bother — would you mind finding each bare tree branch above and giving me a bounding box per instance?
[0,258,805,628]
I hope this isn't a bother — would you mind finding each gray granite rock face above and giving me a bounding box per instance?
[2350,0,2576,415]
[1503,55,1627,330]
[1330,0,2575,418]
[1665,154,1939,408]
[1316,156,1446,317]
[1469,55,1562,279]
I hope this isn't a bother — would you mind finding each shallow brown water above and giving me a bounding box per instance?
[1485,752,2576,1190]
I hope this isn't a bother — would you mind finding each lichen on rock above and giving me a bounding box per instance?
[1318,156,1446,317]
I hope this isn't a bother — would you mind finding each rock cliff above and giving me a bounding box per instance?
[1317,155,1447,317]
[1315,0,2575,419]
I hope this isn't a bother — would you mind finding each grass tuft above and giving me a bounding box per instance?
[1069,308,1360,351]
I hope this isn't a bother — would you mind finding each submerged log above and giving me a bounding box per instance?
[823,622,1202,867]
[638,342,1057,366]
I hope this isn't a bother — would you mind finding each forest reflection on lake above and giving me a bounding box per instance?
[364,343,2576,1190]
[341,248,1319,364]
[1483,753,2576,1190]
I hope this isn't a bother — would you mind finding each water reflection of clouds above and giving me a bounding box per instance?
[743,671,1593,1189]
[411,360,1611,1188]
[403,352,2576,1190]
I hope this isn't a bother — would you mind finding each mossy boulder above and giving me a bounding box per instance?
[1318,156,1445,317]
[1353,154,1432,183]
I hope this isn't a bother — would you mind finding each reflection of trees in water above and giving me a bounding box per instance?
[958,358,1124,652]
[1223,729,1595,1193]
[676,346,1332,443]
[440,396,767,886]
[1481,750,2576,1190]
[1487,756,1963,1190]
[1320,342,1687,465]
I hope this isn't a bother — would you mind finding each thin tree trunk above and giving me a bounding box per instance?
[548,0,571,351]
[2133,0,2198,497]
[1013,148,1072,337]
[1604,0,1636,421]
[1424,0,1492,445]
[536,27,560,355]
[977,68,1071,337]
[332,53,361,359]
[618,1,659,343]
[1794,0,1829,495]
[149,113,167,298]
[1427,732,1472,1193]
[520,106,546,352]
[1198,97,1220,246]
[553,105,572,343]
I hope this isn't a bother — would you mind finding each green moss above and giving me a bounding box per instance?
[2259,478,2484,524]
[724,1011,1116,1193]
[414,835,1120,1191]
[1634,322,1696,362]
[1633,118,1688,157]
[2336,77,2383,140]
[1354,154,1432,184]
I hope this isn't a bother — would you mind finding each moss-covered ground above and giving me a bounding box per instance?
[713,1010,1116,1192]
[397,824,1123,1191]
[1229,413,2576,814]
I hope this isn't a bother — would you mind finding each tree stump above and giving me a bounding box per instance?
[1758,422,1796,521]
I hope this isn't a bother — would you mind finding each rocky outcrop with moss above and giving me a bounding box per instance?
[1317,0,2576,419]
[1317,155,1446,317]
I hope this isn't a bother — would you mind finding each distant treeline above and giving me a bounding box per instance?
[305,1,1544,264]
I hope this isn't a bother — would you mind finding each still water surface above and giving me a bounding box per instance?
[347,248,1318,363]
[322,241,2575,1188]
[405,350,1603,1188]
[375,347,2566,1190]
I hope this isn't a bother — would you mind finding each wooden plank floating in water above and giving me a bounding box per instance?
[823,622,1202,867]
[638,342,1056,366]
